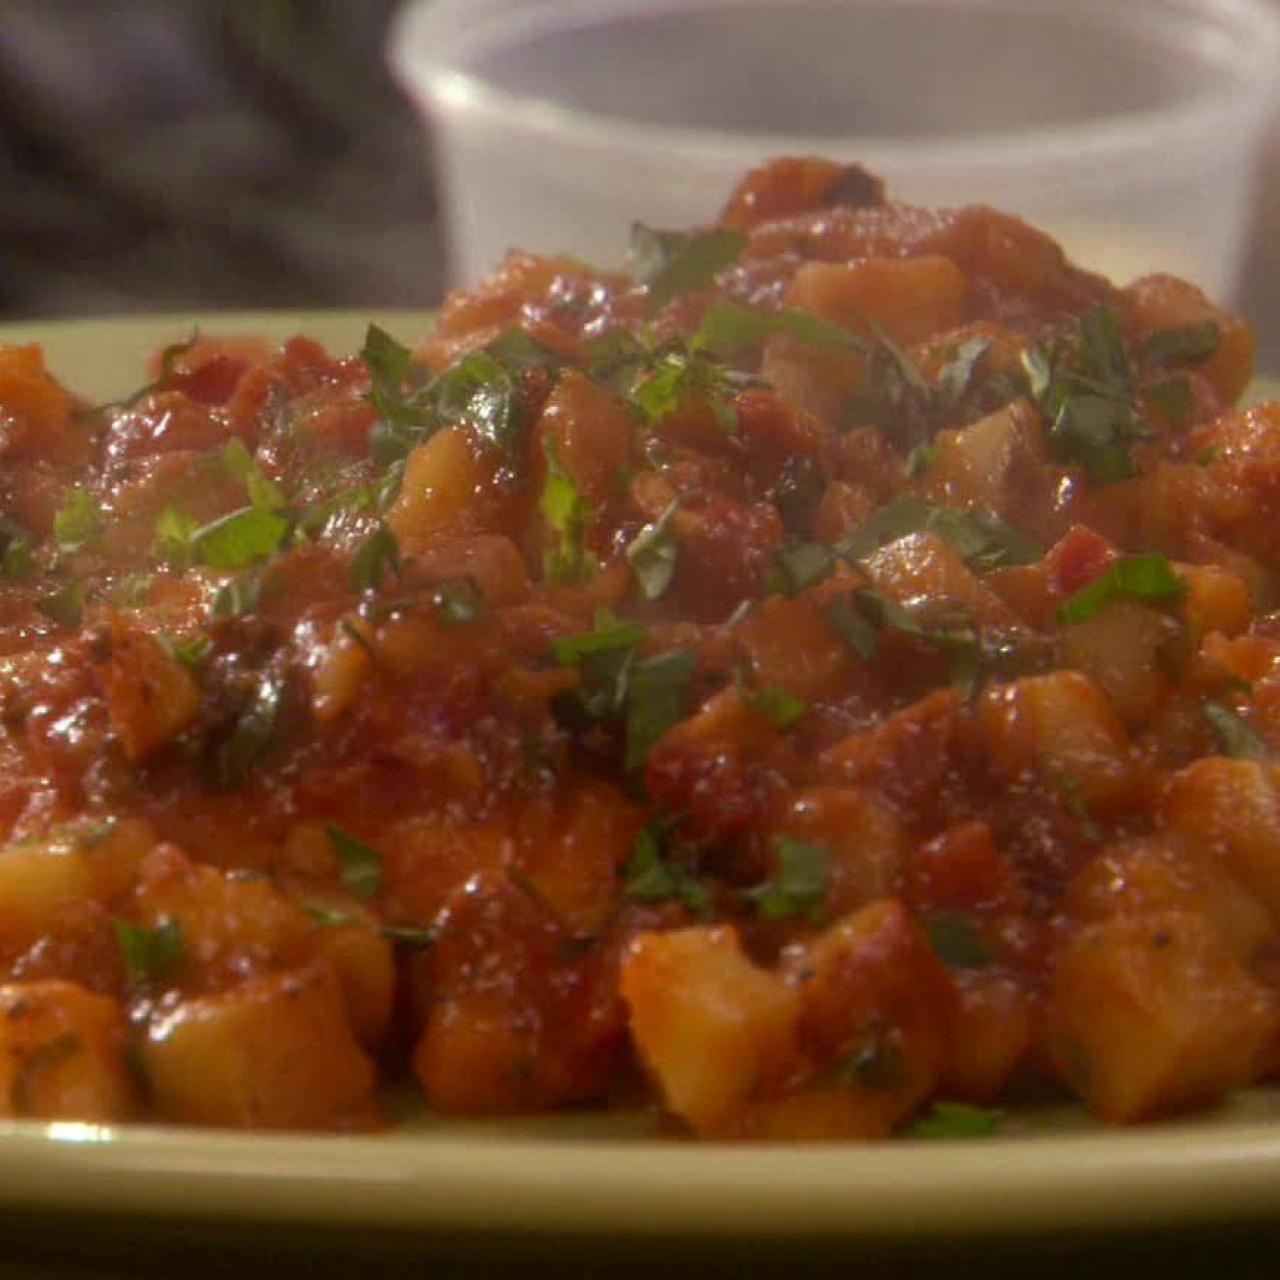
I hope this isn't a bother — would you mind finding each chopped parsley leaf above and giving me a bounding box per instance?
[211,569,264,618]
[211,672,286,789]
[1144,321,1220,369]
[325,825,383,901]
[826,596,879,659]
[115,918,184,986]
[153,507,201,570]
[837,495,1040,572]
[694,301,867,360]
[630,224,746,309]
[1056,553,1186,625]
[1144,375,1193,427]
[747,835,830,920]
[98,333,198,413]
[53,488,103,553]
[738,676,807,730]
[624,651,695,770]
[191,506,289,571]
[765,540,836,597]
[552,609,647,666]
[625,502,680,600]
[1203,700,1272,761]
[1024,304,1156,485]
[623,820,709,912]
[1,535,33,581]
[927,914,993,969]
[37,580,87,627]
[905,1102,1004,1139]
[541,438,596,584]
[432,577,486,626]
[220,438,285,511]
[349,523,402,592]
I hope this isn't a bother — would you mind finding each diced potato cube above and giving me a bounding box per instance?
[941,971,1035,1104]
[1058,600,1176,728]
[1161,758,1280,917]
[1063,837,1275,962]
[93,618,201,762]
[388,426,503,548]
[1047,912,1277,1122]
[141,966,375,1128]
[863,530,1023,630]
[771,788,907,918]
[923,400,1047,516]
[784,256,969,346]
[1122,273,1254,404]
[977,671,1139,810]
[0,981,138,1121]
[620,926,801,1135]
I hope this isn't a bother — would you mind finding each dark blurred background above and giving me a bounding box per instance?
[0,0,1275,370]
[0,0,442,317]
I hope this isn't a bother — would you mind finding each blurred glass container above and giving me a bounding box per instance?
[391,0,1280,300]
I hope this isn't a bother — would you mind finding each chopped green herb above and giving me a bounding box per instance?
[837,495,1040,572]
[362,324,550,464]
[349,523,402,592]
[211,672,286,789]
[1025,304,1155,484]
[1056,553,1186,625]
[1058,772,1103,842]
[905,443,938,478]
[379,923,436,948]
[765,540,835,597]
[694,301,867,359]
[305,903,353,928]
[624,651,695,770]
[432,577,486,626]
[153,506,201,570]
[748,835,830,920]
[1195,445,1221,467]
[541,438,596,584]
[191,506,289,571]
[165,633,213,675]
[626,502,680,600]
[53,488,103,553]
[211,570,263,618]
[826,596,879,659]
[113,572,154,607]
[739,678,807,730]
[325,825,383,901]
[1,535,33,581]
[552,609,647,666]
[361,324,426,431]
[98,333,198,413]
[38,580,87,627]
[115,918,184,986]
[927,914,993,969]
[1204,700,1272,761]
[220,438,285,511]
[1144,375,1193,427]
[935,338,993,409]
[432,351,521,455]
[827,1039,906,1092]
[905,1101,1004,1139]
[630,224,746,309]
[623,821,709,912]
[1144,321,1220,369]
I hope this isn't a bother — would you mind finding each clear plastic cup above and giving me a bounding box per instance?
[390,0,1280,300]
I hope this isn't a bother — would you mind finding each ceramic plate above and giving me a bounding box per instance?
[0,312,1278,1241]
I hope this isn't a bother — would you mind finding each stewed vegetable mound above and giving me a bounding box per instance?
[0,157,1276,1137]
